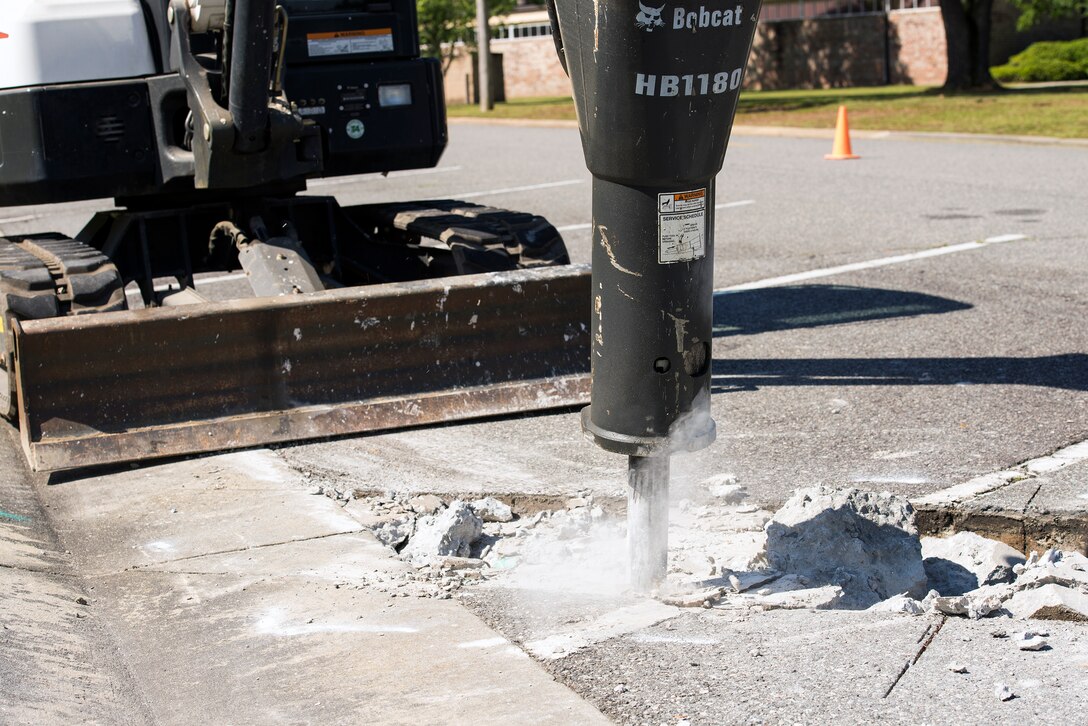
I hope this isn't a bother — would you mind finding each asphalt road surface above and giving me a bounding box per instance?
[286,123,1087,507]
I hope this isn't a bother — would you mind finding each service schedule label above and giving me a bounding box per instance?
[657,189,707,264]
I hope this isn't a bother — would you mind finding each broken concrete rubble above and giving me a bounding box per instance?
[750,585,844,610]
[702,473,748,504]
[342,499,416,550]
[1014,631,1049,651]
[470,496,514,523]
[922,531,1025,595]
[931,585,1008,619]
[401,500,483,561]
[407,494,444,516]
[305,471,1088,630]
[370,513,415,550]
[658,586,726,608]
[763,487,928,607]
[1005,583,1088,622]
[872,537,1088,622]
[867,594,926,616]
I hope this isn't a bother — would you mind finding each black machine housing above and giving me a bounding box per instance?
[0,0,447,207]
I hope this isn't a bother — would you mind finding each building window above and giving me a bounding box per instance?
[492,22,554,40]
[759,0,938,21]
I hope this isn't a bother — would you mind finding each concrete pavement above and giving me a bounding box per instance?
[4,439,610,725]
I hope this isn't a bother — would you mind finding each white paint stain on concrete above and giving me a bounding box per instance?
[256,609,418,637]
[457,637,507,649]
[525,600,680,660]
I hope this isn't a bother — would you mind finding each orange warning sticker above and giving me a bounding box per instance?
[307,28,393,57]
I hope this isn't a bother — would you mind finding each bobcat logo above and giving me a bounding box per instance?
[635,2,666,31]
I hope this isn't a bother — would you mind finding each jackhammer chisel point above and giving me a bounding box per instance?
[627,455,670,592]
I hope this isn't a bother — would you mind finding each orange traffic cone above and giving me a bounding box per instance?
[825,105,859,160]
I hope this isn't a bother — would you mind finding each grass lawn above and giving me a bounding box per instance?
[447,85,1088,138]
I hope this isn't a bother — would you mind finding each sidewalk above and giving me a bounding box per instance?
[5,440,609,725]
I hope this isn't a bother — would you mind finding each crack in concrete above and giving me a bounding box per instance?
[121,528,364,573]
[0,561,77,578]
[123,568,249,577]
[882,616,947,699]
[1019,481,1046,552]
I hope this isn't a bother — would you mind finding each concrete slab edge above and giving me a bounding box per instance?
[914,439,1088,507]
[912,438,1088,554]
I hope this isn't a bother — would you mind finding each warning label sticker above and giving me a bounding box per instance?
[657,188,707,264]
[307,28,394,57]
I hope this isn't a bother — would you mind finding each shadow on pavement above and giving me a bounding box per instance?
[712,285,1088,392]
[713,284,971,338]
[711,353,1088,392]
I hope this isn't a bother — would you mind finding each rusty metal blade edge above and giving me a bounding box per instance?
[18,264,593,333]
[25,373,590,472]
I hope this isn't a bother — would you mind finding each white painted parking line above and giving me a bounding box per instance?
[455,179,584,199]
[308,165,463,188]
[556,223,592,232]
[0,215,40,225]
[721,234,1027,293]
[715,199,756,210]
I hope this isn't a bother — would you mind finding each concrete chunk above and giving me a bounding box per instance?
[470,496,514,523]
[921,531,1025,595]
[402,501,483,561]
[1014,631,1049,651]
[930,583,1011,619]
[1005,583,1088,622]
[868,594,926,615]
[763,487,927,607]
[407,494,445,516]
[753,585,844,610]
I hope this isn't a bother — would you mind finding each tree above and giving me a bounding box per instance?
[416,0,516,76]
[940,0,1088,90]
[939,0,1000,90]
[1008,0,1088,30]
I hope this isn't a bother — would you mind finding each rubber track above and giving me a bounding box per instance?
[355,201,571,275]
[16,235,126,314]
[0,235,125,420]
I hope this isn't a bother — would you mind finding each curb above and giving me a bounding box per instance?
[448,116,1088,148]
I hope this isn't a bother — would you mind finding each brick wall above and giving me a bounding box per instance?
[888,8,946,86]
[746,15,888,89]
[442,38,571,104]
[493,38,573,98]
[440,4,1084,99]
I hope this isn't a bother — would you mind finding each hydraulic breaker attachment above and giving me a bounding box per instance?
[13,265,590,472]
[549,0,761,589]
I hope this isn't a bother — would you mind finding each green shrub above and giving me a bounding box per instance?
[991,38,1088,82]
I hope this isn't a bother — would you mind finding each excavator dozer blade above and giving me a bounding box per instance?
[14,266,591,472]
